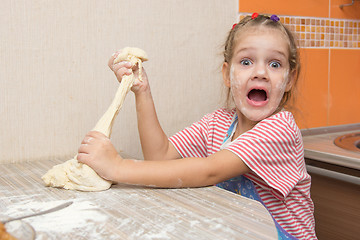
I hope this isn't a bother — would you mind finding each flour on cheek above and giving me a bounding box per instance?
[274,69,289,105]
[280,70,289,92]
[229,64,246,113]
[229,64,289,121]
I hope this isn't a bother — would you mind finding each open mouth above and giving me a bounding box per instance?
[247,89,268,102]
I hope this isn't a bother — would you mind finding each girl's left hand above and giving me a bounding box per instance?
[77,131,122,181]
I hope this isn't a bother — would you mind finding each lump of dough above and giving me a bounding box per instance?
[42,158,111,192]
[114,47,148,63]
[42,47,148,192]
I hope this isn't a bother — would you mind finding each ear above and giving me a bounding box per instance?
[285,70,296,92]
[222,62,231,88]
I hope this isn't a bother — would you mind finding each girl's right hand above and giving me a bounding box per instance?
[108,51,150,95]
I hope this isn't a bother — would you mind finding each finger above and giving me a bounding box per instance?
[131,63,139,71]
[108,51,120,68]
[114,65,133,78]
[111,61,133,79]
[81,131,99,144]
[77,152,89,164]
[132,80,141,87]
[112,60,132,70]
[81,136,93,144]
[88,131,109,140]
[78,143,90,154]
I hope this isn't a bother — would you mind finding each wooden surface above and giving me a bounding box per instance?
[0,159,277,240]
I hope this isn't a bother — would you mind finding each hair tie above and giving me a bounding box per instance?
[270,14,280,22]
[232,23,237,30]
[251,12,259,19]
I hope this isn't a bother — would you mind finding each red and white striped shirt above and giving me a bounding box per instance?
[169,108,316,239]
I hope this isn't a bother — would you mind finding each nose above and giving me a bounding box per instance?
[251,62,268,80]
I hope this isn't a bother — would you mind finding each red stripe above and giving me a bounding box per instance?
[169,109,316,239]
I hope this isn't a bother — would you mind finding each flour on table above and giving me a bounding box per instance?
[3,199,108,238]
[42,47,148,191]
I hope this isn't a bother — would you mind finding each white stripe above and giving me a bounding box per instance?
[170,110,315,238]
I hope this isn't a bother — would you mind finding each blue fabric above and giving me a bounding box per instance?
[219,114,298,240]
[216,177,298,240]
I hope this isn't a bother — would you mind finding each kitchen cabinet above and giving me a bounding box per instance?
[302,124,360,240]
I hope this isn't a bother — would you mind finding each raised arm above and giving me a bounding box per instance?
[134,86,181,160]
[108,50,180,160]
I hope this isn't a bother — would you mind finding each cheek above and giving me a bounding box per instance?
[282,70,289,89]
[275,70,289,93]
[229,65,247,110]
[229,64,245,93]
[230,67,241,99]
[276,81,287,94]
[229,64,235,83]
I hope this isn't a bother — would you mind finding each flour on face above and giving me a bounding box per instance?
[227,27,292,123]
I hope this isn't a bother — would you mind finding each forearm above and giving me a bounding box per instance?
[135,90,173,160]
[112,150,250,188]
[113,157,216,188]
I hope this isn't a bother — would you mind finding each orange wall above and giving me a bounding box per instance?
[238,0,360,129]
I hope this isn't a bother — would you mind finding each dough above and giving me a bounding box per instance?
[93,47,148,137]
[42,47,148,191]
[41,159,111,191]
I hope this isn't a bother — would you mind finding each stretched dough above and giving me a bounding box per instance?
[42,47,148,191]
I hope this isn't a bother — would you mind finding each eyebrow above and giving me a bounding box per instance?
[235,47,288,59]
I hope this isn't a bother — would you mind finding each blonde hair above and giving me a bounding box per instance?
[223,14,301,111]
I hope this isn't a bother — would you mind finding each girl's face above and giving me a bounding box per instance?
[223,26,294,122]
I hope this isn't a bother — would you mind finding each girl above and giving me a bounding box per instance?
[77,13,317,239]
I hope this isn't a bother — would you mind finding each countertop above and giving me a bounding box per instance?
[302,123,360,170]
[0,159,277,240]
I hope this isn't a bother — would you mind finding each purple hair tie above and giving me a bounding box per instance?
[270,14,280,22]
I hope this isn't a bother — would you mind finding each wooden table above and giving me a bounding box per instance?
[0,159,277,239]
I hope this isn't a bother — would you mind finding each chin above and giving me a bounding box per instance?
[248,116,267,122]
[244,110,273,122]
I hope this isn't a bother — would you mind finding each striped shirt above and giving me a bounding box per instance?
[169,108,316,239]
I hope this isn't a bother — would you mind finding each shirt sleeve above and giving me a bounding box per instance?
[168,113,211,158]
[225,112,302,200]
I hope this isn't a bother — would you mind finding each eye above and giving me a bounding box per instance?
[240,59,252,66]
[269,61,281,68]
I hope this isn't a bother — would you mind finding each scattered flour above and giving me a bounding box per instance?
[3,198,109,238]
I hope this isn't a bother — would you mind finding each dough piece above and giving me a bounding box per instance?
[94,47,148,137]
[42,159,112,191]
[42,47,148,191]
